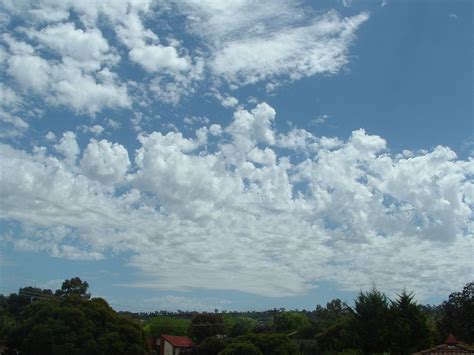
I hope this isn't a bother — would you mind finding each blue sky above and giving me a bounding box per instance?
[0,0,472,312]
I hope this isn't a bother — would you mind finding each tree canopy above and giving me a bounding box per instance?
[1,278,147,355]
[188,313,225,343]
[438,281,474,343]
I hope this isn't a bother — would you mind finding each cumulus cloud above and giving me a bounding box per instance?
[3,36,130,115]
[1,103,472,299]
[33,22,117,70]
[115,11,190,73]
[80,139,130,184]
[80,124,104,136]
[54,131,79,164]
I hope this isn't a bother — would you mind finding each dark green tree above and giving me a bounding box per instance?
[312,298,356,351]
[352,288,390,353]
[2,280,147,354]
[438,281,474,343]
[55,277,90,300]
[273,311,310,333]
[314,299,352,332]
[196,336,226,355]
[239,333,299,355]
[188,313,225,343]
[388,290,431,354]
[224,315,258,337]
[220,341,263,355]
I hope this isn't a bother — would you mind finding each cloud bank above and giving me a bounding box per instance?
[1,102,472,299]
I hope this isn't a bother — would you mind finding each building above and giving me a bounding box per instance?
[159,335,194,355]
[413,334,474,355]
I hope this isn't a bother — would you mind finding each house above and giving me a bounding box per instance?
[413,334,474,355]
[159,335,194,355]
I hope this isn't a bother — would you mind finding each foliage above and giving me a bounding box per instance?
[0,279,147,354]
[388,290,431,353]
[1,279,472,354]
[196,336,227,355]
[189,313,226,343]
[239,333,299,355]
[224,315,258,337]
[352,288,390,353]
[145,315,189,337]
[438,281,474,343]
[314,299,352,332]
[273,311,310,334]
[220,341,263,355]
[55,277,91,300]
[315,317,357,352]
[309,298,356,352]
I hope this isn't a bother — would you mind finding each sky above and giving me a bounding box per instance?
[0,0,472,312]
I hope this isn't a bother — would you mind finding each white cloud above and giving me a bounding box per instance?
[107,118,121,130]
[80,139,130,184]
[7,53,49,91]
[0,0,369,120]
[54,131,79,164]
[312,114,329,125]
[1,103,472,299]
[174,1,369,86]
[45,131,56,141]
[0,83,28,137]
[211,11,369,85]
[80,124,104,136]
[129,45,190,73]
[34,22,116,70]
[342,0,353,7]
[115,11,191,74]
[213,91,239,108]
[4,35,131,115]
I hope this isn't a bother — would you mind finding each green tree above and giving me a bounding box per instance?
[196,336,226,355]
[220,341,262,355]
[388,290,431,354]
[55,277,90,300]
[352,288,390,353]
[3,280,147,354]
[438,281,474,343]
[315,316,357,352]
[189,313,225,343]
[239,333,299,355]
[312,298,356,351]
[224,315,258,337]
[314,299,352,332]
[273,311,310,333]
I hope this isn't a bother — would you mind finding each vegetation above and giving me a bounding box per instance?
[188,313,226,342]
[144,315,189,337]
[0,278,472,354]
[0,278,147,355]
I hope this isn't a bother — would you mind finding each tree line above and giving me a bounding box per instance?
[0,278,472,354]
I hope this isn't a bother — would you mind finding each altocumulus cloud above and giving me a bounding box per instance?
[1,102,472,299]
[0,0,368,121]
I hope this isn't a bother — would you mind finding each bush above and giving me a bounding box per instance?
[220,341,262,355]
[197,336,227,355]
[239,333,299,355]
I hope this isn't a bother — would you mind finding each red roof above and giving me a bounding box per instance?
[161,335,194,348]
